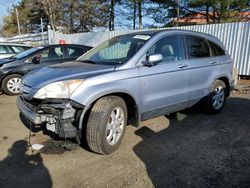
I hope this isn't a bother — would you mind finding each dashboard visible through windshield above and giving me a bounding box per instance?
[78,34,151,65]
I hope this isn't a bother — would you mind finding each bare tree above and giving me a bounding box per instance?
[40,0,61,31]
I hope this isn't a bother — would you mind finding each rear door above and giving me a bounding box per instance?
[139,35,190,119]
[184,35,220,105]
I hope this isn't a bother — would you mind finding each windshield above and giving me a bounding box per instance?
[77,34,151,65]
[15,47,43,59]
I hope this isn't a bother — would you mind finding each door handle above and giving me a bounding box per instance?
[209,61,217,64]
[178,64,188,68]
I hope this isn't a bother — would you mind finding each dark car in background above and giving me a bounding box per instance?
[0,42,32,59]
[0,44,92,95]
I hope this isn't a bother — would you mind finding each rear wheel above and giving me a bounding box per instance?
[86,96,127,154]
[2,74,22,95]
[203,80,226,114]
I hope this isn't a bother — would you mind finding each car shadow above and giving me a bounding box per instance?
[0,140,52,188]
[133,97,250,187]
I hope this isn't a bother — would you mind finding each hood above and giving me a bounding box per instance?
[0,57,16,66]
[23,61,115,89]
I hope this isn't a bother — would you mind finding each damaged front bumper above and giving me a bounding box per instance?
[16,96,84,139]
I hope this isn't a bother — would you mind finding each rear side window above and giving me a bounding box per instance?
[66,46,86,58]
[185,35,210,58]
[208,41,225,56]
[0,45,12,54]
[147,35,184,62]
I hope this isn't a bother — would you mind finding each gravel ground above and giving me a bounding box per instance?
[0,81,250,188]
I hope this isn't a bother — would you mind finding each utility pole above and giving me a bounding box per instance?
[40,18,44,45]
[15,8,21,35]
[176,0,180,27]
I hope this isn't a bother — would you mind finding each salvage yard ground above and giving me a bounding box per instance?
[0,81,250,188]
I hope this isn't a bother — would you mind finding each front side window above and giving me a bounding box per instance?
[15,47,43,59]
[208,41,225,56]
[185,35,210,58]
[146,35,184,62]
[37,47,64,62]
[78,34,151,65]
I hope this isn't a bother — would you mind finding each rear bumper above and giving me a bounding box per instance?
[16,96,42,124]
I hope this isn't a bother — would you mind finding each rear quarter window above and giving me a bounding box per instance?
[185,35,210,58]
[208,41,226,56]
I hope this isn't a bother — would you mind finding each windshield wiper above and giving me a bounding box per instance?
[78,60,96,64]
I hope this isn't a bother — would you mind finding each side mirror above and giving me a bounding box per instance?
[144,54,163,67]
[32,56,40,64]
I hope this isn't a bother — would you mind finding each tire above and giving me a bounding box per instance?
[86,96,127,154]
[203,80,227,114]
[1,74,22,95]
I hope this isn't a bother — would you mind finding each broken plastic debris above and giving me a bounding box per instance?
[176,112,187,121]
[31,144,44,151]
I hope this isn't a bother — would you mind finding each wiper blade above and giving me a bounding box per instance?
[78,60,96,64]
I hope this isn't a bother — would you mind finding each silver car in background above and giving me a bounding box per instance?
[0,42,32,59]
[17,30,234,154]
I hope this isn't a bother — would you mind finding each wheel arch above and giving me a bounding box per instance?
[216,76,230,97]
[0,72,24,86]
[77,91,140,137]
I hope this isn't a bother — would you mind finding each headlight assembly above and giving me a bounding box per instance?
[34,80,84,99]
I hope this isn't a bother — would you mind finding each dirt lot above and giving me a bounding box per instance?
[0,82,250,188]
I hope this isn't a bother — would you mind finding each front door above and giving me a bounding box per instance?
[22,46,66,74]
[139,35,190,120]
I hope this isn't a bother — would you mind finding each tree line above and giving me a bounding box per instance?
[1,0,249,37]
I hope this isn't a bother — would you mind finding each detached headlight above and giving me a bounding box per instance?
[34,80,84,99]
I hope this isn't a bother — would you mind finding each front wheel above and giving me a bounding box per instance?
[2,74,22,95]
[203,80,227,114]
[86,96,127,154]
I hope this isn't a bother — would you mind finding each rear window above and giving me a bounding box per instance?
[208,41,225,56]
[185,35,210,58]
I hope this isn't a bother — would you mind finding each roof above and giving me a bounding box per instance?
[0,42,32,47]
[41,44,92,48]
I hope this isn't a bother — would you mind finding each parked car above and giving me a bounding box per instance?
[0,44,92,95]
[0,42,32,59]
[17,30,234,154]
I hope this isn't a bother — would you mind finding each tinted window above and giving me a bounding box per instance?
[147,35,184,62]
[185,35,210,58]
[39,47,64,62]
[66,46,85,58]
[26,47,64,63]
[208,41,225,56]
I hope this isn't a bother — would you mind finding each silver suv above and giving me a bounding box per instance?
[17,30,234,154]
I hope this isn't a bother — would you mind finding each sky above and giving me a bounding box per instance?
[0,0,20,17]
[0,0,20,26]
